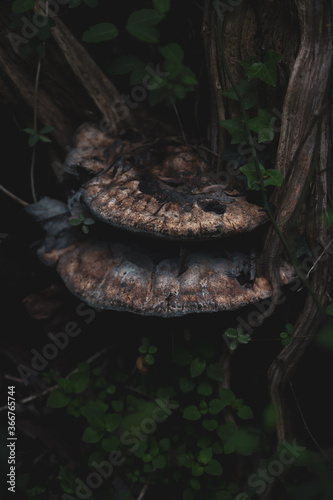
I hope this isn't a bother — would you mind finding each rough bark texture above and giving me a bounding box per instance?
[0,1,133,150]
[219,0,333,442]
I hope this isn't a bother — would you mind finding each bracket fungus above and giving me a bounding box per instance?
[23,122,294,317]
[65,124,268,240]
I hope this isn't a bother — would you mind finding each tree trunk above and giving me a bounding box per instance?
[0,1,134,151]
[212,0,333,442]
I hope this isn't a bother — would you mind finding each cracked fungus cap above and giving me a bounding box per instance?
[66,124,268,240]
[27,197,293,318]
[44,238,293,318]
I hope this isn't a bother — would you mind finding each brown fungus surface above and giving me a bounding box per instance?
[26,197,293,317]
[50,238,292,317]
[66,124,268,240]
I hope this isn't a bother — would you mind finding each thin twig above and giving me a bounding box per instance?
[30,58,42,204]
[305,238,333,279]
[4,374,25,384]
[288,378,333,466]
[173,104,187,146]
[0,346,112,412]
[137,482,149,500]
[0,184,28,206]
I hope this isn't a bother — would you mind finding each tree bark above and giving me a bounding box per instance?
[215,0,333,441]
[0,1,134,151]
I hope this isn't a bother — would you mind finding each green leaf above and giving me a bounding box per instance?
[225,328,237,339]
[202,419,218,431]
[212,442,223,454]
[82,426,102,443]
[237,334,250,344]
[145,353,155,365]
[248,109,275,143]
[81,225,89,234]
[153,0,170,14]
[219,118,248,144]
[177,452,194,468]
[24,128,36,135]
[264,169,283,187]
[229,340,238,351]
[219,388,236,406]
[206,363,224,381]
[81,400,108,424]
[84,218,95,225]
[148,346,158,354]
[197,381,213,396]
[191,463,204,477]
[280,332,288,339]
[104,413,121,432]
[12,0,35,14]
[183,406,201,421]
[159,43,184,64]
[204,459,222,476]
[69,218,82,226]
[67,370,90,394]
[39,135,52,143]
[111,400,123,412]
[106,384,116,394]
[240,51,282,87]
[223,442,236,454]
[221,79,258,109]
[82,23,119,43]
[227,429,259,455]
[152,455,166,469]
[285,323,294,333]
[240,161,266,190]
[190,478,201,491]
[39,126,54,134]
[326,304,333,316]
[179,377,196,393]
[101,436,120,452]
[190,357,206,378]
[198,447,213,465]
[317,324,333,352]
[139,345,148,353]
[107,55,144,75]
[209,399,226,415]
[159,437,170,451]
[46,389,70,408]
[126,9,164,43]
[237,405,253,420]
[28,134,40,147]
[217,422,237,440]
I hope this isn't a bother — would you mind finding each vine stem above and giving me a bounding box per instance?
[30,57,42,204]
[216,18,324,314]
[0,184,28,207]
